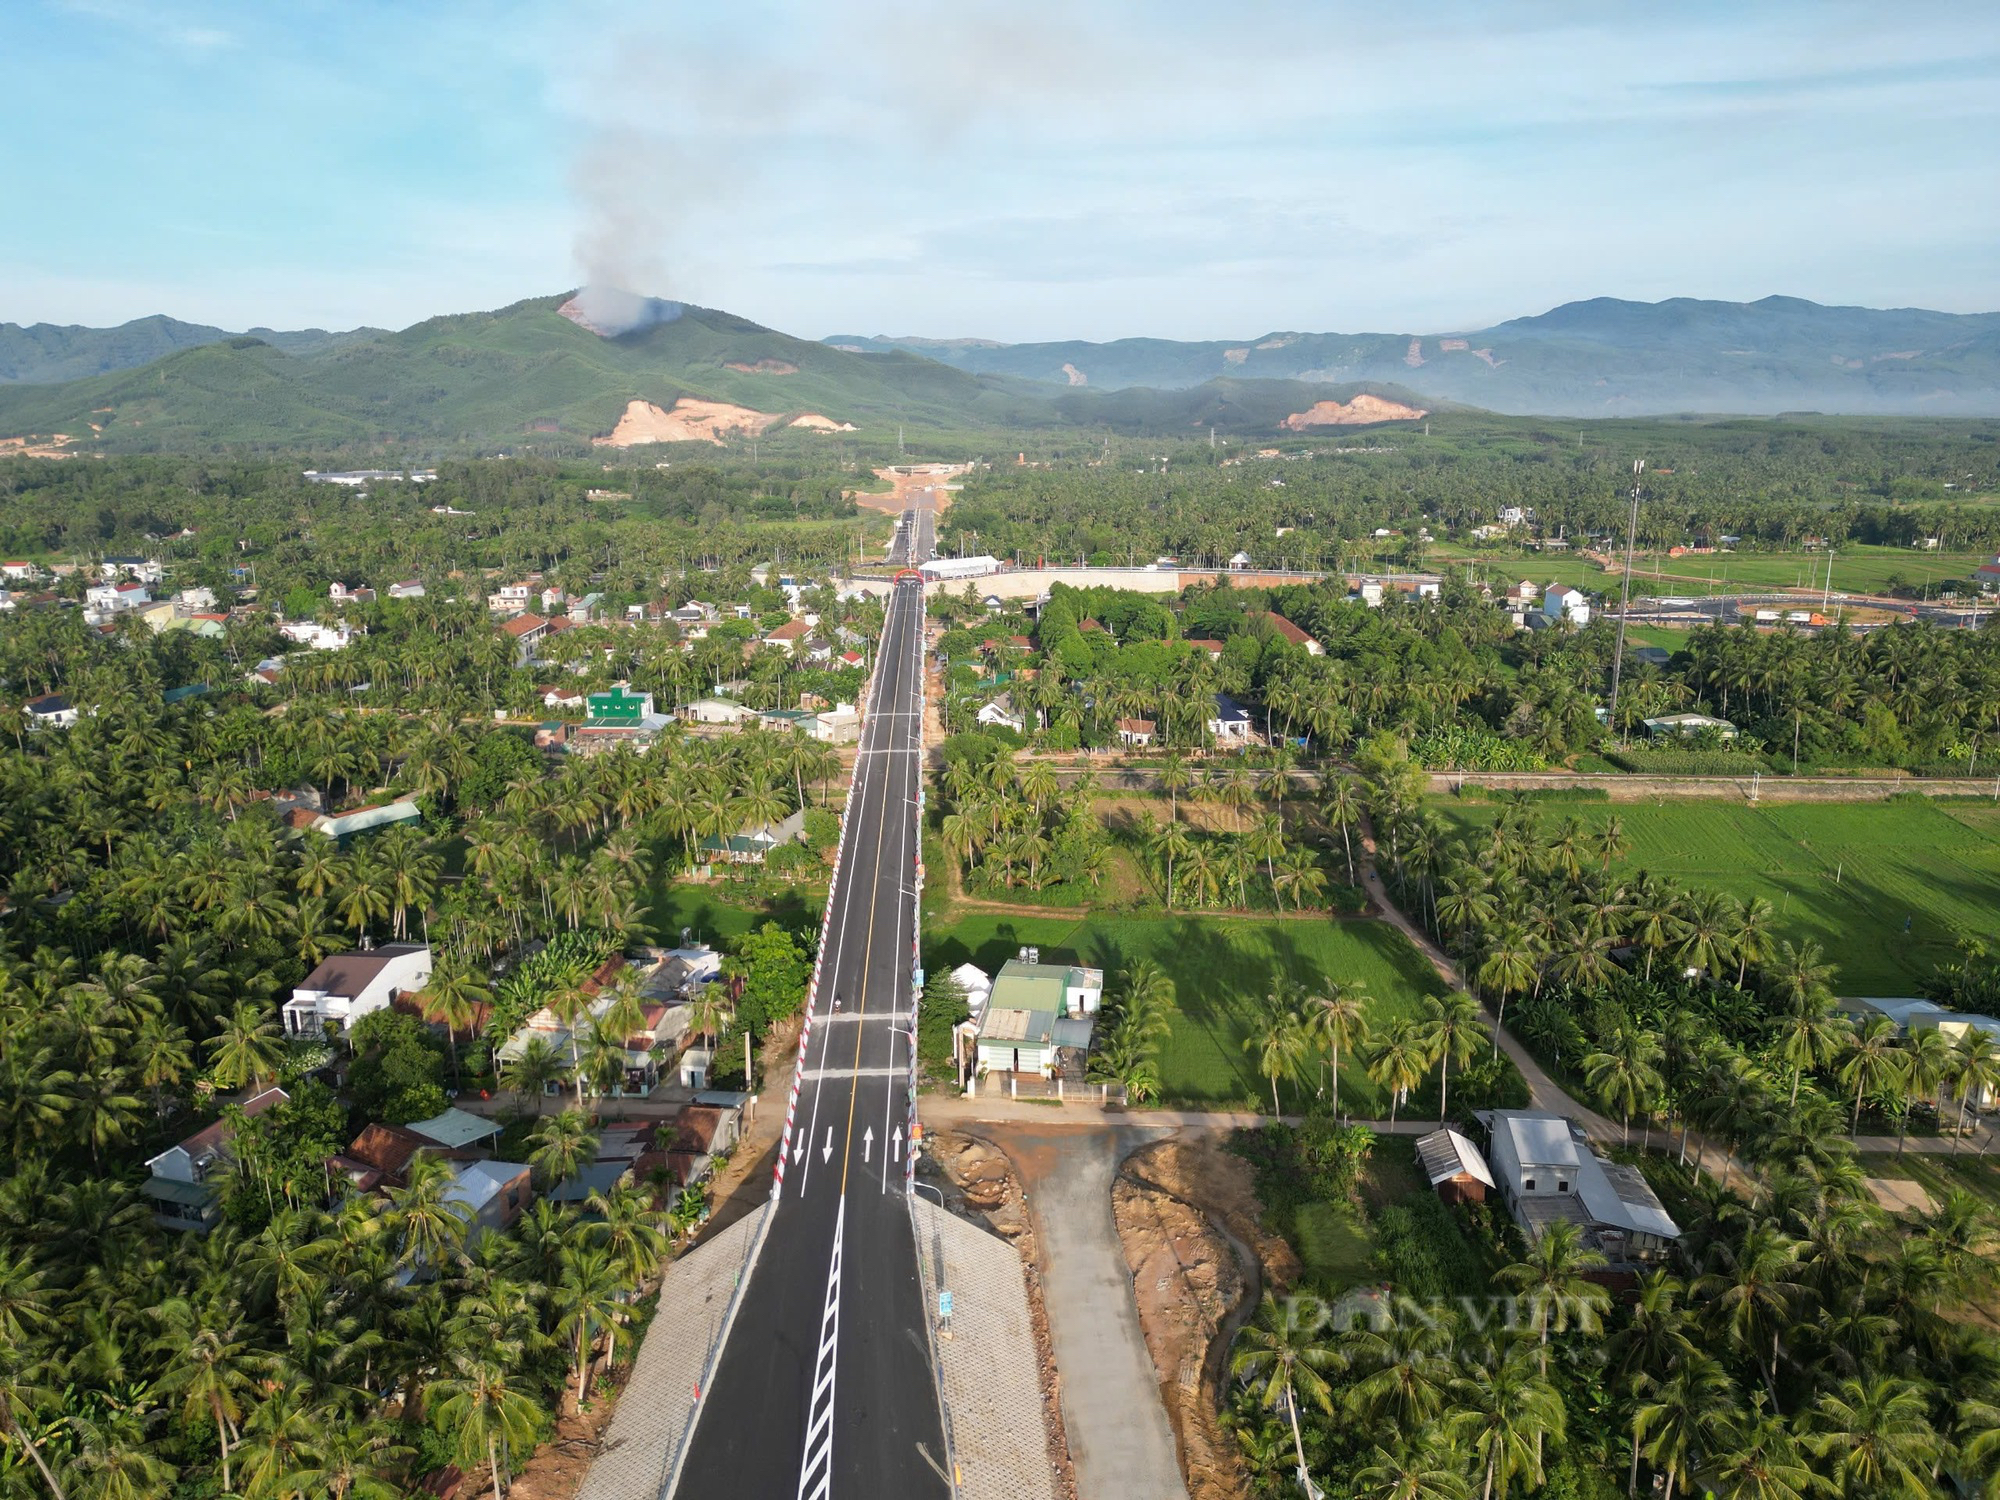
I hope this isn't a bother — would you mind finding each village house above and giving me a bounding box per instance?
[142,1087,289,1231]
[311,795,424,843]
[1642,712,1736,740]
[681,697,755,727]
[487,583,534,615]
[1415,1127,1496,1206]
[699,807,808,866]
[1480,1110,1679,1268]
[1261,611,1324,655]
[1542,585,1591,627]
[99,555,165,583]
[501,612,552,664]
[1115,717,1156,748]
[283,941,434,1038]
[85,579,151,616]
[278,619,355,650]
[976,694,1026,734]
[1207,692,1254,745]
[23,693,78,730]
[387,580,426,599]
[762,618,812,656]
[0,561,40,582]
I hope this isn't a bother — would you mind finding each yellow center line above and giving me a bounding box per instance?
[838,599,904,1195]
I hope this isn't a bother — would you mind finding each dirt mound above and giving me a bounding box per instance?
[0,433,78,459]
[1114,1134,1298,1500]
[725,358,799,375]
[592,398,783,447]
[1280,393,1427,430]
[791,413,858,432]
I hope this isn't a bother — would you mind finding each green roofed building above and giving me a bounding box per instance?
[587,685,655,726]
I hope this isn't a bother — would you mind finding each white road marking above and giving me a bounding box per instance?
[862,1126,874,1163]
[795,1199,844,1500]
[821,1126,833,1164]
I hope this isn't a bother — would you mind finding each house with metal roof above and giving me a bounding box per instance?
[974,950,1102,1078]
[311,795,424,844]
[1481,1110,1678,1267]
[1414,1127,1496,1205]
[406,1106,505,1155]
[698,807,808,865]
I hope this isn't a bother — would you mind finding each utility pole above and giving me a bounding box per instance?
[1606,459,1645,739]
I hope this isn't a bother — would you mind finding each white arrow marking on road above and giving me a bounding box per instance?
[822,1127,833,1164]
[793,1138,804,1165]
[862,1127,874,1163]
[893,1126,904,1162]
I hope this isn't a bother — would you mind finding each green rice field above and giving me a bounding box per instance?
[921,911,1448,1107]
[1433,797,2000,994]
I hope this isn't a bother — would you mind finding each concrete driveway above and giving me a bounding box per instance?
[986,1123,1188,1500]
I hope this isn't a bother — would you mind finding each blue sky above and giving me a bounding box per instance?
[3,0,1996,340]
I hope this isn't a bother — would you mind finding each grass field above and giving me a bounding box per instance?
[643,877,825,950]
[1434,542,1985,600]
[1434,797,2000,993]
[922,911,1447,1107]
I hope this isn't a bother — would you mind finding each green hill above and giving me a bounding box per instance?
[0,294,1059,453]
[0,294,1451,454]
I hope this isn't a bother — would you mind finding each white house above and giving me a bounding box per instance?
[976,694,1026,734]
[282,941,433,1038]
[0,562,39,582]
[1115,717,1156,748]
[24,693,79,730]
[387,581,426,599]
[1543,585,1591,627]
[1228,550,1253,569]
[681,697,754,727]
[143,1087,289,1231]
[1208,693,1253,744]
[487,583,533,614]
[1482,1110,1678,1266]
[950,962,994,1021]
[100,556,164,583]
[86,580,150,613]
[1642,712,1736,740]
[278,619,354,650]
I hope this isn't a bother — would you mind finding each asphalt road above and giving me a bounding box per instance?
[674,504,948,1499]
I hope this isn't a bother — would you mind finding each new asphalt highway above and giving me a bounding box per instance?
[673,503,948,1498]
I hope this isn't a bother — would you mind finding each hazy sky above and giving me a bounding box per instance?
[4,0,1997,340]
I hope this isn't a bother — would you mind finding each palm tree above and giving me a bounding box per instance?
[387,1154,471,1274]
[1634,1353,1736,1500]
[1494,1220,1612,1366]
[427,1353,542,1500]
[1147,817,1194,909]
[1352,1440,1472,1500]
[1775,996,1852,1107]
[1703,1413,1816,1500]
[528,1109,601,1191]
[1418,992,1486,1125]
[1583,1026,1665,1145]
[1302,982,1369,1112]
[554,1243,629,1412]
[151,1299,264,1496]
[1366,1018,1429,1129]
[1730,895,1776,987]
[1838,1015,1906,1136]
[1245,1003,1308,1116]
[1474,924,1539,1055]
[1231,1290,1339,1500]
[1322,776,1362,883]
[1800,1374,1942,1500]
[1158,750,1192,821]
[1610,1273,1693,1496]
[207,1000,287,1090]
[1949,1028,2000,1155]
[1445,1340,1565,1500]
[1899,1026,1953,1156]
[1694,1221,1803,1407]
[501,1036,565,1114]
[423,962,491,1088]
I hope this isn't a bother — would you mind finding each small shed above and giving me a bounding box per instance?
[1415,1127,1496,1206]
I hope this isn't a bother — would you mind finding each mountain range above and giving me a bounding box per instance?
[830,297,2000,417]
[0,292,1996,455]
